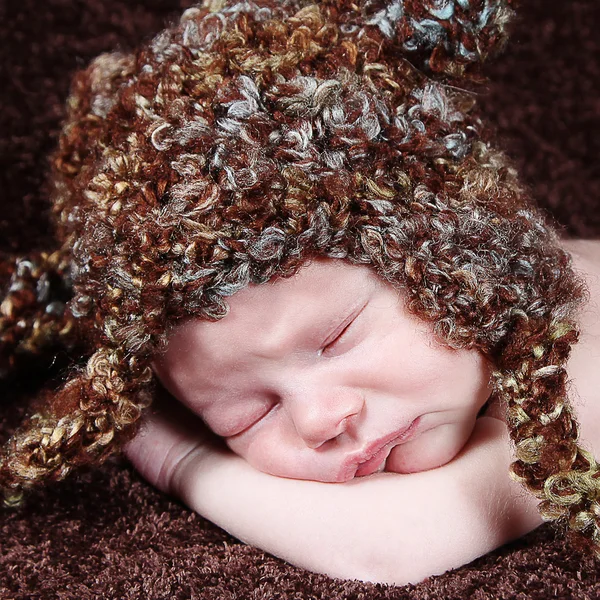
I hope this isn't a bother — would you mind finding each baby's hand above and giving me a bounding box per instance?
[124,397,225,497]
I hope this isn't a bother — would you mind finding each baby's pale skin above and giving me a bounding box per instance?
[152,257,494,481]
[125,238,600,585]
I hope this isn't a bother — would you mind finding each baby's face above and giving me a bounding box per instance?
[153,259,493,482]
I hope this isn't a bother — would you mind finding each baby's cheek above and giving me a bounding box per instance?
[226,431,284,475]
[224,435,250,460]
[385,422,474,474]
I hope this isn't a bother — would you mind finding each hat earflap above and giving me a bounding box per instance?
[0,346,153,506]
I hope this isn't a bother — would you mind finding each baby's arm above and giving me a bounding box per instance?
[125,409,543,585]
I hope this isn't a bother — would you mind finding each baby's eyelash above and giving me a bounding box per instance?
[321,301,368,356]
[324,319,354,352]
[230,402,278,438]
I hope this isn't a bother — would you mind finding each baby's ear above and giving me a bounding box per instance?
[335,0,518,78]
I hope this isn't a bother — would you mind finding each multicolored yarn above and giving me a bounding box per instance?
[1,0,600,558]
[0,251,76,379]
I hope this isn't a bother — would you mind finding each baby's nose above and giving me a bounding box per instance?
[284,386,364,449]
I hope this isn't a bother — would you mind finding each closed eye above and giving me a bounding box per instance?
[321,300,369,356]
[226,399,279,438]
[323,318,355,354]
[321,302,368,357]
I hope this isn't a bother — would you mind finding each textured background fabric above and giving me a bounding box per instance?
[1,0,599,598]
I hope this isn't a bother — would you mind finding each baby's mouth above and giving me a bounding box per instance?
[339,417,421,480]
[354,446,392,477]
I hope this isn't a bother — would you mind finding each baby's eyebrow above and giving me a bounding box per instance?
[252,319,310,359]
[248,305,333,359]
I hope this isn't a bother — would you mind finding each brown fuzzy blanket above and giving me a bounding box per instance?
[1,1,599,598]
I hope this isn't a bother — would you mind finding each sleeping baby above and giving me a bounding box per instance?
[2,0,600,587]
[125,237,600,584]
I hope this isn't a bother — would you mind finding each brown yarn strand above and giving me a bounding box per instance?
[1,0,600,562]
[0,347,154,506]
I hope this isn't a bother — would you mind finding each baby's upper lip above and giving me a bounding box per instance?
[337,418,420,481]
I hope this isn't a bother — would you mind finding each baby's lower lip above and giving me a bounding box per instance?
[354,448,389,477]
[351,418,421,479]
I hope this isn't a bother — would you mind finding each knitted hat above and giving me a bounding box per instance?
[2,0,599,556]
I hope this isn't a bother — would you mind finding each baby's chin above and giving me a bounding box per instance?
[384,422,473,474]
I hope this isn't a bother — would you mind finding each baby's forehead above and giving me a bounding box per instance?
[246,258,377,300]
[161,258,380,355]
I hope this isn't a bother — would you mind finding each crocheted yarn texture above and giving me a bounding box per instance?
[1,0,599,559]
